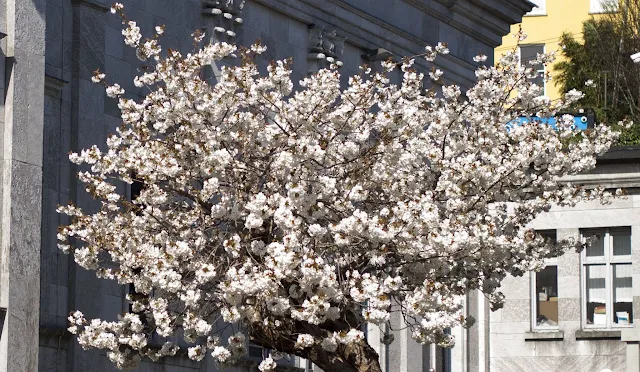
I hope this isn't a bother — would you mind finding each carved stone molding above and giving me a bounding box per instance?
[44,74,69,98]
[307,25,346,74]
[202,0,245,41]
[363,48,394,62]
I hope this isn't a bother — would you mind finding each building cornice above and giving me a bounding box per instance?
[252,0,508,86]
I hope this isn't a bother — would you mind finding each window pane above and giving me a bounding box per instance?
[586,264,607,325]
[612,228,631,256]
[531,75,544,89]
[535,266,558,327]
[614,264,633,324]
[520,45,543,66]
[538,230,557,242]
[591,0,618,13]
[583,229,605,258]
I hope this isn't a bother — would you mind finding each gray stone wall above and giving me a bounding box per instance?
[24,0,532,371]
[491,162,640,372]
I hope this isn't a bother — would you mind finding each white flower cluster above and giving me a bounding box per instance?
[295,334,315,349]
[58,7,622,370]
[258,357,277,372]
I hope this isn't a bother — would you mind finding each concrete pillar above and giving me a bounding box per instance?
[0,0,46,371]
[467,290,490,372]
[450,320,468,370]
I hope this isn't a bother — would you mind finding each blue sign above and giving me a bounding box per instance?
[507,114,591,131]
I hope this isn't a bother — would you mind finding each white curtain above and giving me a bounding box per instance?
[614,264,633,303]
[587,265,607,304]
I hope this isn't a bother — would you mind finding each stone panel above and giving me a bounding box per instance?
[534,338,597,358]
[104,26,124,59]
[268,9,290,44]
[558,250,580,277]
[595,339,626,356]
[287,17,308,49]
[501,299,530,323]
[491,321,530,335]
[500,274,531,300]
[558,298,581,322]
[99,294,125,322]
[492,355,624,372]
[38,346,67,372]
[489,337,535,358]
[558,275,580,299]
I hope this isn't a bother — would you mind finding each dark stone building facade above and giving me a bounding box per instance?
[0,1,530,370]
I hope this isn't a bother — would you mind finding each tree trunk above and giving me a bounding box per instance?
[306,340,383,372]
[248,317,382,372]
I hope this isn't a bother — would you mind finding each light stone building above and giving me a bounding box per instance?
[0,0,530,371]
[492,147,640,372]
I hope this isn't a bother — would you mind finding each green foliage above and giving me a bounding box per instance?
[555,15,640,145]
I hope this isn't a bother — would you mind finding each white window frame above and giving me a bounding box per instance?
[580,228,633,330]
[517,45,546,96]
[525,0,546,16]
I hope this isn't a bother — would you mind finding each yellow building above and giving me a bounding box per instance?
[495,0,617,101]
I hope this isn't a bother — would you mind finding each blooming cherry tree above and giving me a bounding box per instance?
[59,9,621,372]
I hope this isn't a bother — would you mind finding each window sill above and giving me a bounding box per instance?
[524,13,547,17]
[525,330,564,341]
[575,329,621,340]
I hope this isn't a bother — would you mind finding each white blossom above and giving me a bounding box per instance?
[211,346,231,363]
[105,84,124,98]
[429,69,443,81]
[295,334,315,349]
[435,42,449,55]
[110,3,123,14]
[258,357,277,372]
[473,54,488,62]
[122,21,141,47]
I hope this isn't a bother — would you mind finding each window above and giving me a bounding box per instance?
[532,230,558,329]
[525,0,546,16]
[590,0,618,13]
[581,227,632,328]
[519,45,545,93]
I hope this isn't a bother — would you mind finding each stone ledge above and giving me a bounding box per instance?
[575,329,621,340]
[524,330,564,341]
